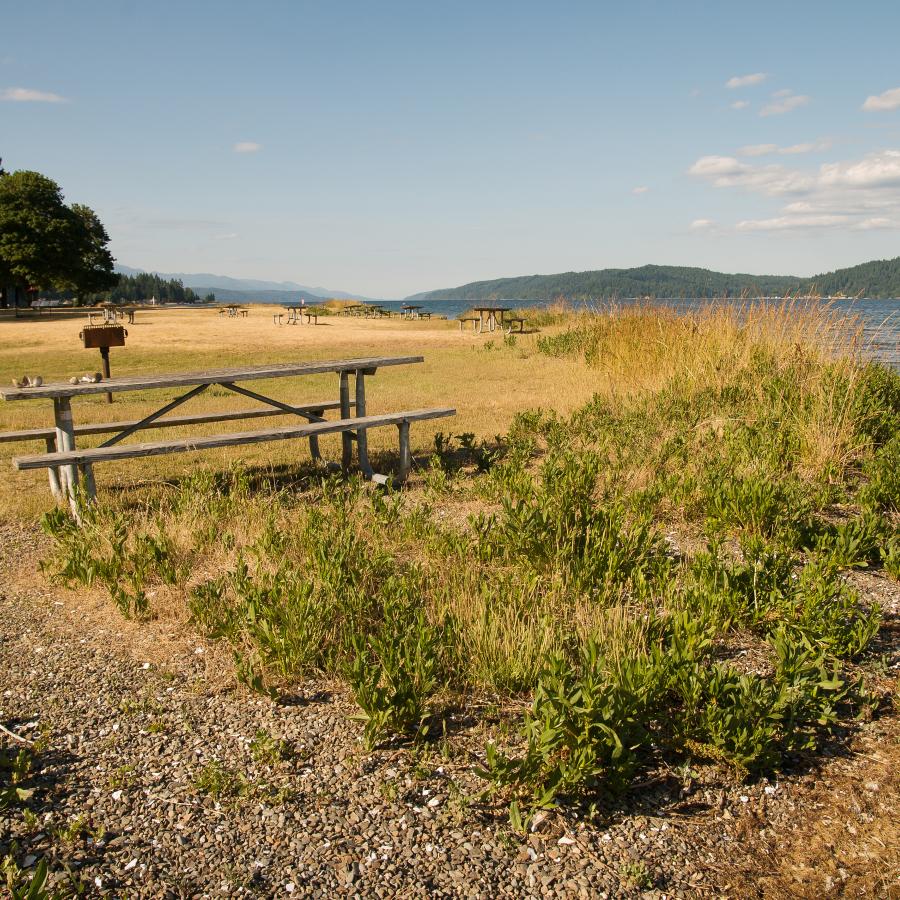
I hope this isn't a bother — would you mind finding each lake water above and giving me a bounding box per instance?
[376,296,900,368]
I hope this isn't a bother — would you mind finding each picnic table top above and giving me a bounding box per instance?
[0,356,425,402]
[472,305,512,312]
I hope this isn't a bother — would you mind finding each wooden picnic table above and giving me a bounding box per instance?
[1,356,454,516]
[89,306,121,325]
[282,304,317,325]
[218,305,248,318]
[401,305,423,319]
[472,306,511,333]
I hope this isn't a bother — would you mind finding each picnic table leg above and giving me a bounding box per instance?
[340,371,352,472]
[397,421,411,482]
[355,370,374,479]
[308,409,324,463]
[81,463,97,501]
[53,397,82,518]
[44,436,62,500]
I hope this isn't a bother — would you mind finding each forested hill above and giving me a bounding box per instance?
[811,256,900,298]
[407,257,900,301]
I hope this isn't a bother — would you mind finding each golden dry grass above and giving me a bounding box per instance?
[0,305,599,521]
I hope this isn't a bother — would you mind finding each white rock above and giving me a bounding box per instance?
[111,790,123,801]
[558,836,576,846]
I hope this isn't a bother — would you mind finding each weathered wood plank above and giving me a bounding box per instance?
[340,372,352,472]
[53,397,80,518]
[0,401,352,443]
[13,408,456,469]
[0,356,424,401]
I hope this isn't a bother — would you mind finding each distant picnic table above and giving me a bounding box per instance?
[88,306,135,325]
[0,357,455,519]
[218,305,248,318]
[281,305,316,325]
[472,306,511,333]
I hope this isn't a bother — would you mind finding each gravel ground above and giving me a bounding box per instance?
[1,523,898,898]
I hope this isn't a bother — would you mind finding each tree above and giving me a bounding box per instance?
[0,169,116,307]
[66,204,118,295]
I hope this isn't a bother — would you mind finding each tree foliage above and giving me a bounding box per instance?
[0,169,116,303]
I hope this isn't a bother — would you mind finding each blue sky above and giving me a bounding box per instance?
[3,0,900,298]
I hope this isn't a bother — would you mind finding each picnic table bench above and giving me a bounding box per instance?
[0,357,455,518]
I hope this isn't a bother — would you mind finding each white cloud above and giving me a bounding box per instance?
[632,185,649,194]
[853,217,894,230]
[233,142,262,153]
[862,87,900,112]
[819,149,900,189]
[688,155,815,195]
[690,219,715,230]
[690,147,900,234]
[738,139,831,157]
[0,86,66,103]
[726,73,767,89]
[736,215,849,232]
[213,232,239,240]
[739,143,779,157]
[760,91,809,117]
[730,100,750,110]
[779,139,831,154]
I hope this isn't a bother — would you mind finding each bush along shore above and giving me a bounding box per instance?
[14,302,899,886]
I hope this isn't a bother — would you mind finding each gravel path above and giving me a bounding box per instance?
[1,523,898,898]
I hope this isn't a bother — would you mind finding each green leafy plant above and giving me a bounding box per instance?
[346,597,444,748]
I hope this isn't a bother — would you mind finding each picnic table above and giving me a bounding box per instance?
[472,306,511,333]
[219,305,248,318]
[281,305,317,325]
[88,306,120,325]
[0,357,454,518]
[401,305,423,319]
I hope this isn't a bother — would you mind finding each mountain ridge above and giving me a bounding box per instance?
[405,257,900,302]
[114,265,383,303]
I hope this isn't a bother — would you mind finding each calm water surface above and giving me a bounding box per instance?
[377,297,900,368]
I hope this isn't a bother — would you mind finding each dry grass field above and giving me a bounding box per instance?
[0,306,598,520]
[2,300,898,896]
